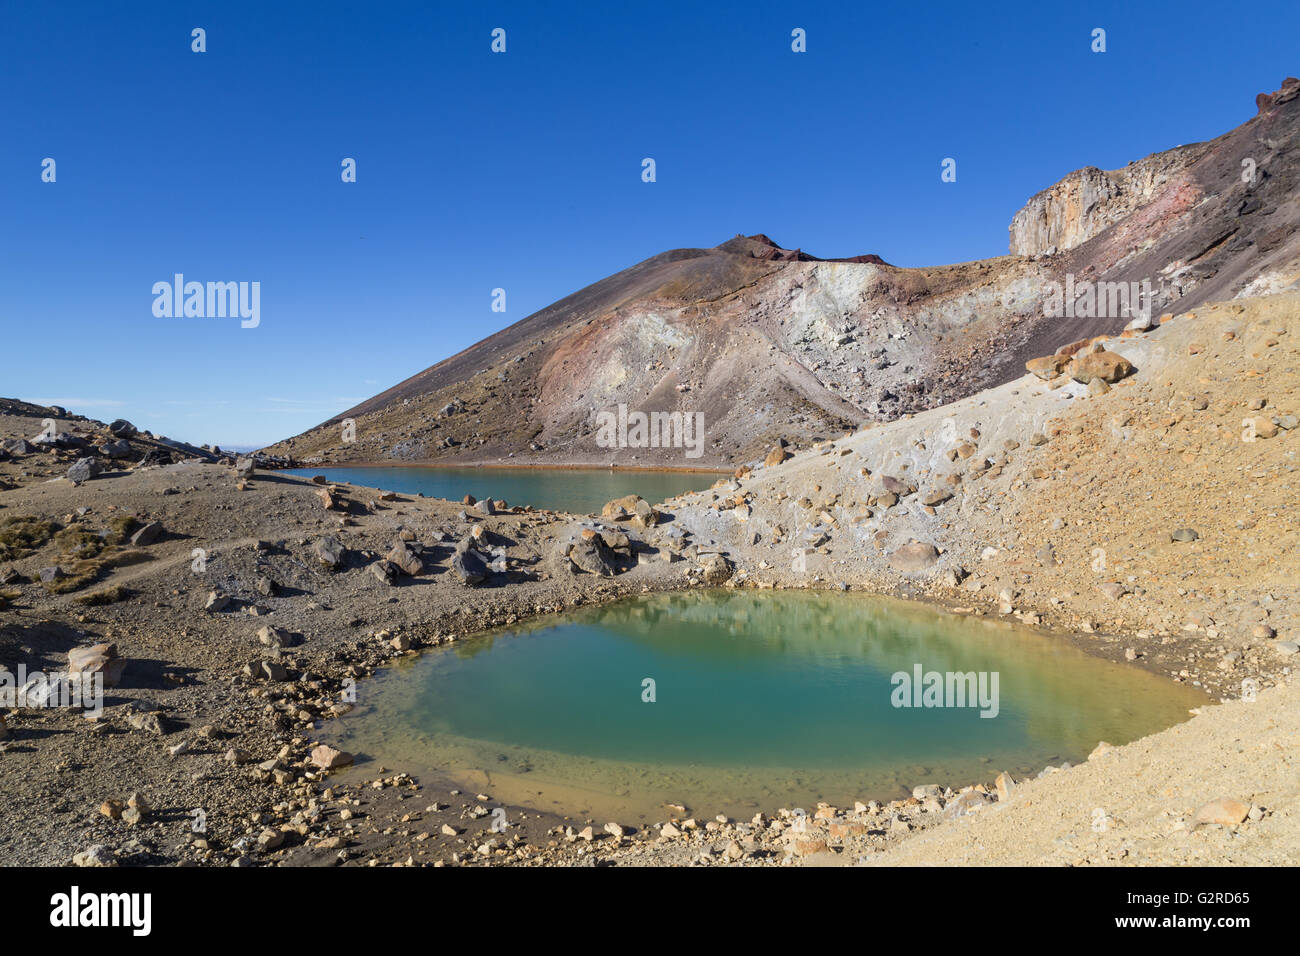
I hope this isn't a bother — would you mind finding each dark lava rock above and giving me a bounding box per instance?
[567,536,619,576]
[129,521,163,547]
[312,536,345,570]
[451,548,490,586]
[385,541,424,576]
[67,457,102,484]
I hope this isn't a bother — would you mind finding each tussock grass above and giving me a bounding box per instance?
[105,515,138,543]
[52,516,137,559]
[39,516,147,594]
[43,548,153,594]
[53,528,111,559]
[74,585,130,606]
[0,516,60,561]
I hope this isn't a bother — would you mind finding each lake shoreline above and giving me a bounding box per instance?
[277,462,730,515]
[281,459,733,476]
[323,588,1208,833]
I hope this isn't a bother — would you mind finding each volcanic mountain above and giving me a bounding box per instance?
[267,78,1300,469]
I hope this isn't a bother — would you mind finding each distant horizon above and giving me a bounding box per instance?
[5,0,1298,446]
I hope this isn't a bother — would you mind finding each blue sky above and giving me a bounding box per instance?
[3,0,1297,447]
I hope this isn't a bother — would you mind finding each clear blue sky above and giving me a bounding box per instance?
[3,0,1296,447]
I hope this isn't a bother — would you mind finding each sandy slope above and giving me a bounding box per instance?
[863,677,1298,866]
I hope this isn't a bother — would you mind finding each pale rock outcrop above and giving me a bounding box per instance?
[1008,145,1207,257]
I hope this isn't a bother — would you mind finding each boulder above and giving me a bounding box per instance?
[136,448,174,468]
[944,789,993,819]
[1192,798,1250,827]
[788,836,830,857]
[385,541,424,576]
[764,444,790,467]
[127,711,168,734]
[601,494,659,528]
[1069,350,1134,384]
[66,457,101,484]
[699,552,733,585]
[880,475,916,496]
[72,845,117,868]
[1096,582,1128,601]
[889,542,940,573]
[1026,354,1071,380]
[450,547,489,586]
[67,643,127,687]
[995,772,1017,802]
[204,590,231,612]
[129,521,163,547]
[256,625,299,649]
[107,419,138,438]
[598,529,631,554]
[1253,418,1280,439]
[568,536,619,576]
[246,660,288,682]
[312,536,345,570]
[310,745,354,771]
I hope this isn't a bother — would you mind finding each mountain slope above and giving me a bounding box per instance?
[266,78,1300,469]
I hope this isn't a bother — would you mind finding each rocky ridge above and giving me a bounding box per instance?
[265,79,1300,472]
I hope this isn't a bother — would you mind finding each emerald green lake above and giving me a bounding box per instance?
[282,466,718,514]
[323,591,1205,825]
